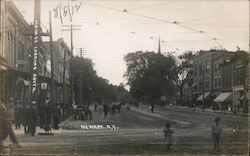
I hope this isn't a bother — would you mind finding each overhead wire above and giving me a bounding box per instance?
[127,1,177,11]
[85,2,222,47]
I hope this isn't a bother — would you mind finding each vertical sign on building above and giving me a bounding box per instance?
[30,0,41,104]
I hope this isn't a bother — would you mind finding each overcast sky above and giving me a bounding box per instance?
[13,0,249,86]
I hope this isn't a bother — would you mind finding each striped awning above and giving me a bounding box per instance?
[213,92,232,103]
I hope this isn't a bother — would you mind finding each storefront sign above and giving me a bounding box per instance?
[41,83,47,90]
[30,0,40,104]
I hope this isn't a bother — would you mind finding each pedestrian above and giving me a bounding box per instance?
[14,100,21,130]
[150,104,154,113]
[23,104,30,134]
[28,104,38,136]
[0,102,19,154]
[163,122,174,150]
[212,117,223,152]
[53,104,61,129]
[103,103,108,119]
[94,102,98,112]
[44,98,52,130]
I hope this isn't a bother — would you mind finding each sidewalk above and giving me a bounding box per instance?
[2,125,64,155]
[167,105,248,117]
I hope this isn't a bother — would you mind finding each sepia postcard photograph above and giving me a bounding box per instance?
[0,0,249,155]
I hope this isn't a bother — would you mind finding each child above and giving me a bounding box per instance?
[163,122,174,149]
[212,117,222,152]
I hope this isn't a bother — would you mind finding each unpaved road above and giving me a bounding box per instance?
[9,105,248,155]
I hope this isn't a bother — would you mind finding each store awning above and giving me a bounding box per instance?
[197,92,211,101]
[213,92,232,103]
[192,83,197,88]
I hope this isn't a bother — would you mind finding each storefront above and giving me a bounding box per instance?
[232,86,246,113]
[213,92,232,111]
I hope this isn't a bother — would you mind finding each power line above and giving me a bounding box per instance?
[127,1,177,11]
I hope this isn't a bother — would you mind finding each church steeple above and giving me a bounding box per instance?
[158,37,161,54]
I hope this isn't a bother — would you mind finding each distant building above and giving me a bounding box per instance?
[192,49,235,108]
[43,38,71,104]
[230,51,249,113]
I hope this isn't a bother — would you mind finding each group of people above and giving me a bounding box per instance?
[8,97,62,135]
[10,98,38,136]
[38,98,62,130]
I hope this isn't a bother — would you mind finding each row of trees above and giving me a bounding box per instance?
[71,56,134,106]
[70,50,195,106]
[123,51,194,105]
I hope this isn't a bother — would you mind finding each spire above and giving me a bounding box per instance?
[158,37,161,54]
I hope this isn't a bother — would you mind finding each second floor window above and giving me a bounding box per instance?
[206,60,210,73]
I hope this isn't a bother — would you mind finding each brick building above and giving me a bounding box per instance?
[192,49,234,108]
[43,38,71,104]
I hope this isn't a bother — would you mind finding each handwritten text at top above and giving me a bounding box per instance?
[53,1,83,24]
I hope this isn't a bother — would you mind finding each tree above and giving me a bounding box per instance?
[171,51,195,105]
[124,51,176,104]
[71,56,133,105]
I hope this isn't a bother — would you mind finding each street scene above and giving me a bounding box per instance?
[0,0,249,155]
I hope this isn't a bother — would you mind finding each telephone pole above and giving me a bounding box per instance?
[61,24,81,117]
[49,10,55,107]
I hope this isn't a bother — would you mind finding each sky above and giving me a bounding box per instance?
[13,0,249,86]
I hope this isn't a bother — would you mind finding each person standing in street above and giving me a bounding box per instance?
[103,103,108,120]
[0,102,20,154]
[44,98,52,130]
[150,104,154,113]
[14,100,21,130]
[212,117,223,152]
[163,122,174,150]
[28,104,38,136]
[53,104,61,129]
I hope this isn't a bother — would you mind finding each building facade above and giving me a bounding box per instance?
[43,38,71,104]
[192,49,234,108]
[0,0,8,102]
[0,1,49,106]
[230,51,249,114]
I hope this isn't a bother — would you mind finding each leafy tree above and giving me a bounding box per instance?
[171,51,195,105]
[71,56,133,106]
[124,51,176,104]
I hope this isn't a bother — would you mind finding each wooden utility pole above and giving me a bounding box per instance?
[49,10,55,107]
[61,24,81,115]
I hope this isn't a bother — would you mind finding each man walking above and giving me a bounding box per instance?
[150,104,154,113]
[0,102,19,154]
[212,117,222,152]
[28,104,38,136]
[14,101,21,130]
[103,103,108,120]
